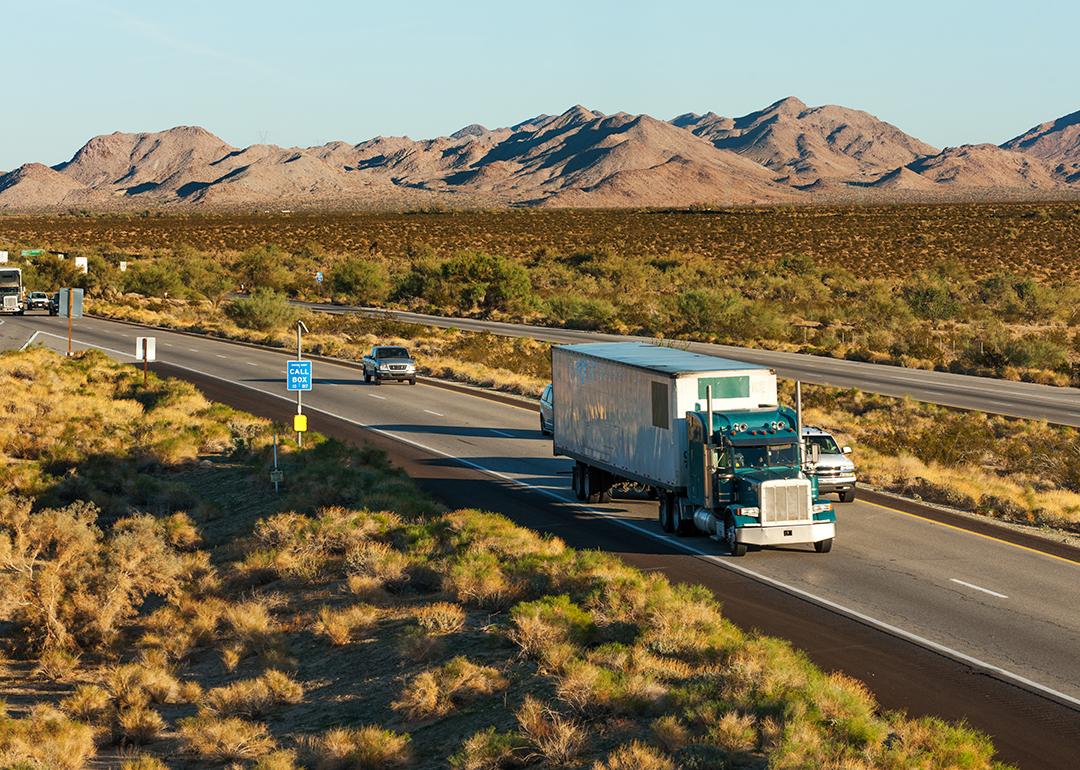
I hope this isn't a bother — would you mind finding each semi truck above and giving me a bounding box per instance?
[552,342,835,556]
[0,268,26,315]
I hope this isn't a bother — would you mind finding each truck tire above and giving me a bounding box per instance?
[674,501,695,536]
[839,490,856,503]
[584,467,603,504]
[572,462,587,502]
[814,538,833,553]
[724,516,747,557]
[659,493,676,533]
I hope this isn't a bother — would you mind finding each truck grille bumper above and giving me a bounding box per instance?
[759,478,812,523]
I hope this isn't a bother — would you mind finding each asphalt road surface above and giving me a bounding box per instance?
[3,313,1079,767]
[298,301,1080,428]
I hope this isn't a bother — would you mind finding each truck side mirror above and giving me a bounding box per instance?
[842,446,852,454]
[809,443,821,464]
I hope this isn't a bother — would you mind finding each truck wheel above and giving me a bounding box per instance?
[373,376,381,386]
[584,467,603,504]
[572,462,587,501]
[659,493,675,533]
[364,371,371,384]
[840,490,855,503]
[814,538,833,553]
[724,517,747,557]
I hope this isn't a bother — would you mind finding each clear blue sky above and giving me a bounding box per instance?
[3,0,1077,170]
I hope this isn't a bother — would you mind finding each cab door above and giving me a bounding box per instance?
[686,413,706,506]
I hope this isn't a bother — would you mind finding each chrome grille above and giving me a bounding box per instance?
[759,479,811,523]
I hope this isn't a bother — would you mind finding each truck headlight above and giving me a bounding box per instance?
[737,506,759,518]
[812,503,833,514]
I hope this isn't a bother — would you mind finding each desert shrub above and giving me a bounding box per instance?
[314,604,380,645]
[0,499,185,655]
[235,245,293,292]
[509,595,594,660]
[124,260,186,298]
[516,695,585,765]
[0,704,96,770]
[115,701,165,744]
[651,714,691,752]
[225,288,300,331]
[592,741,675,770]
[393,657,507,720]
[61,684,113,724]
[332,257,390,305]
[414,602,466,635]
[546,295,618,330]
[219,599,285,670]
[306,725,412,769]
[178,715,277,762]
[444,549,515,607]
[450,727,523,770]
[401,250,534,313]
[201,670,304,718]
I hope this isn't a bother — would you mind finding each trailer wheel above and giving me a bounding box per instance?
[572,462,587,501]
[659,493,676,533]
[584,467,604,504]
[814,538,833,553]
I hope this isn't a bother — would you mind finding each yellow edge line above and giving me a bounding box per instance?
[864,500,1080,567]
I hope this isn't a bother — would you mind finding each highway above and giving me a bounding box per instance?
[298,301,1080,427]
[3,313,1079,767]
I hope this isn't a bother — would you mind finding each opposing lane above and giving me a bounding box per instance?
[5,313,1080,766]
[300,302,1080,427]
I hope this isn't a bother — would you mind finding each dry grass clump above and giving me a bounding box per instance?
[449,727,523,770]
[414,601,467,635]
[516,695,586,765]
[314,603,380,645]
[201,670,304,718]
[178,714,277,762]
[0,703,96,770]
[591,741,675,770]
[305,725,412,769]
[0,704,96,768]
[393,656,508,720]
[220,598,287,670]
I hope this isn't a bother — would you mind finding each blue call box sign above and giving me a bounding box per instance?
[287,360,312,391]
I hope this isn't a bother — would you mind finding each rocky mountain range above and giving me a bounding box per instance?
[1,99,1077,211]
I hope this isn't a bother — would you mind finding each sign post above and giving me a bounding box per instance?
[287,320,312,447]
[136,337,156,385]
[270,433,283,493]
[58,288,84,357]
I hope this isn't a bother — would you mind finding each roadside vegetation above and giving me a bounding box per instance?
[2,203,1080,386]
[0,347,1012,768]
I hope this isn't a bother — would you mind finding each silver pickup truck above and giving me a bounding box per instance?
[362,345,417,385]
[803,426,858,502]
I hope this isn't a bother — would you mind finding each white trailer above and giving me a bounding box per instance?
[552,342,777,500]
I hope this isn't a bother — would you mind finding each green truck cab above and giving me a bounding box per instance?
[684,406,836,556]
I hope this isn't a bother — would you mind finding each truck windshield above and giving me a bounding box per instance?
[733,443,799,469]
[376,348,409,359]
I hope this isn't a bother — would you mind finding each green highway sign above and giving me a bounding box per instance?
[21,249,44,257]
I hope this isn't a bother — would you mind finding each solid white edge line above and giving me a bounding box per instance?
[20,328,1080,712]
[950,578,1009,599]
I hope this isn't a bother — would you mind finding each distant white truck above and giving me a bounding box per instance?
[0,268,26,315]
